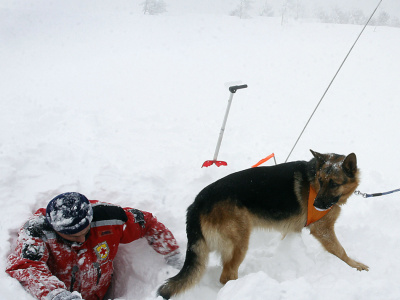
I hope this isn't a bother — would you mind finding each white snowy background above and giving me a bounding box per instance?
[1,0,400,299]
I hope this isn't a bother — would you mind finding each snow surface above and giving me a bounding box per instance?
[1,1,400,300]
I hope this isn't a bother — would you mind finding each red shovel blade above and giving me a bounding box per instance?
[202,160,228,168]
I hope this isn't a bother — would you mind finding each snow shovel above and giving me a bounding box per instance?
[202,84,248,168]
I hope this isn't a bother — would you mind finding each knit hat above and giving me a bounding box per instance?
[46,192,93,234]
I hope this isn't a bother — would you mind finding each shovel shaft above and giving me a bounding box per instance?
[213,92,235,161]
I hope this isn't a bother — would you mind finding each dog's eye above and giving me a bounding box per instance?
[329,180,339,188]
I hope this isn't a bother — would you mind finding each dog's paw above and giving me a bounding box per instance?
[220,271,239,285]
[346,257,369,271]
[354,262,369,271]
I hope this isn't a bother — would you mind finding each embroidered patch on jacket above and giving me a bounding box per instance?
[94,241,110,261]
[129,209,146,228]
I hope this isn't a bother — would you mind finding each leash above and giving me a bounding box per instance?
[354,188,400,198]
[284,0,383,163]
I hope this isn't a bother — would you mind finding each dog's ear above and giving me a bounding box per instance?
[310,150,326,170]
[343,153,357,178]
[310,150,326,163]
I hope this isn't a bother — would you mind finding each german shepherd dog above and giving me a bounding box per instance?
[158,150,369,299]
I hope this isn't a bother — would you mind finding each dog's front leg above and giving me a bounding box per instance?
[310,222,369,271]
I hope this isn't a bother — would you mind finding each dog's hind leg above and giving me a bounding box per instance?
[218,215,251,284]
[219,235,249,284]
[202,202,253,284]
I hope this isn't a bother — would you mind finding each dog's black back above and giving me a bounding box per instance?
[189,160,314,222]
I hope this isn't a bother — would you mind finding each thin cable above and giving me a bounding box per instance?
[285,0,383,163]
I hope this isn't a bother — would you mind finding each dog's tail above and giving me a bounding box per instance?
[157,205,209,299]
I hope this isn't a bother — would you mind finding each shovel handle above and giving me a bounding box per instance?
[229,84,248,93]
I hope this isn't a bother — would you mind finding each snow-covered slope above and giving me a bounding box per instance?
[1,2,400,299]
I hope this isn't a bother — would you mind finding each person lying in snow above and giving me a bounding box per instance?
[6,192,183,300]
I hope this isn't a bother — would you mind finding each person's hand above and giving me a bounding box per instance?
[164,250,184,269]
[51,290,84,300]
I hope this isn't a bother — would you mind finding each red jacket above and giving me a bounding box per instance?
[6,200,179,300]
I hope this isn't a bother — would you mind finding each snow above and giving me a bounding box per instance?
[1,1,400,300]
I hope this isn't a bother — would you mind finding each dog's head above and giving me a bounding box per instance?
[310,150,359,211]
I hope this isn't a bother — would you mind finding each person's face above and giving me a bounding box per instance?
[57,225,91,243]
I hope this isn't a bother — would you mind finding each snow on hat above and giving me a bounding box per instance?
[46,192,93,235]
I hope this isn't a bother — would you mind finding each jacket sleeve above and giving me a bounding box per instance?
[6,215,67,300]
[121,208,179,255]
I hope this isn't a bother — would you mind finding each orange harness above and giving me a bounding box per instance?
[306,186,330,226]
